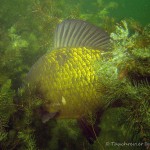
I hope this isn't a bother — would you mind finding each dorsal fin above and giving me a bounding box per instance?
[54,19,110,50]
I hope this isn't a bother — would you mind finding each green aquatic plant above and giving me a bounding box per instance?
[8,26,29,49]
[0,80,15,145]
[79,0,118,31]
[0,24,30,90]
[48,120,82,150]
[0,0,150,149]
[0,83,43,149]
[18,131,36,150]
[96,20,150,149]
[123,83,150,143]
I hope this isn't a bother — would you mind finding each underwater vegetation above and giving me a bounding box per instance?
[0,0,150,150]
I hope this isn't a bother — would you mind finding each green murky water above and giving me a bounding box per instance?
[0,0,149,150]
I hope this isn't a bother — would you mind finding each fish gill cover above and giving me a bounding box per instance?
[0,0,150,150]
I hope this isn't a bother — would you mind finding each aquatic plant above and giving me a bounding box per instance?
[95,20,150,149]
[0,80,14,141]
[79,0,118,31]
[0,0,150,150]
[17,131,36,150]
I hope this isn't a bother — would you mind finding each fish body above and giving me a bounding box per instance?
[26,19,110,142]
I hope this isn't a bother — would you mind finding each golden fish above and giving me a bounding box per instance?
[26,19,110,143]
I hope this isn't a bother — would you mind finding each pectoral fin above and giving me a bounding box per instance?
[37,106,60,123]
[41,111,59,123]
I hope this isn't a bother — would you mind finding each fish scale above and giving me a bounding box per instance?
[27,47,103,118]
